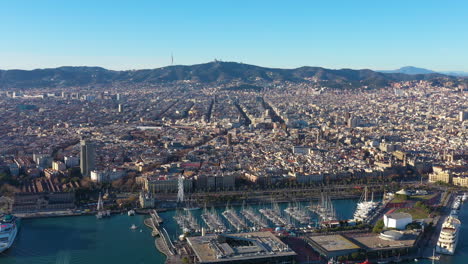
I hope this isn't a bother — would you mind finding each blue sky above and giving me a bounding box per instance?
[1,0,467,71]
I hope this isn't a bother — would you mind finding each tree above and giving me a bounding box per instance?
[373,219,385,233]
[406,222,422,230]
[351,252,365,260]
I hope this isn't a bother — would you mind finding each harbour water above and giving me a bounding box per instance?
[0,199,466,264]
[0,214,164,264]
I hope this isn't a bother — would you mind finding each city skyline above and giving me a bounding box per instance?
[1,0,468,71]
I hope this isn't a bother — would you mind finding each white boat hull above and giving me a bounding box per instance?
[0,223,18,253]
[436,216,460,255]
[436,245,456,255]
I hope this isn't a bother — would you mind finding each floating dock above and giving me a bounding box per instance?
[201,207,227,233]
[284,205,311,225]
[241,207,269,229]
[222,208,248,231]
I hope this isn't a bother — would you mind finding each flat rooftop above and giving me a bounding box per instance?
[348,232,418,250]
[187,231,296,263]
[307,234,360,252]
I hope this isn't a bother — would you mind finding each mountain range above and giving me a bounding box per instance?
[0,62,464,89]
[379,66,468,77]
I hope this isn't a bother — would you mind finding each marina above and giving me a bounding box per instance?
[241,205,269,229]
[2,196,468,264]
[259,202,291,228]
[201,206,227,233]
[173,209,200,234]
[309,192,337,225]
[284,202,312,225]
[222,206,248,232]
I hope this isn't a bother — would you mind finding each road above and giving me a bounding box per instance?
[420,192,453,258]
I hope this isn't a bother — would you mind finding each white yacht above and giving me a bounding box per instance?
[0,214,19,253]
[353,187,380,222]
[127,209,135,216]
[436,216,461,255]
[452,196,462,210]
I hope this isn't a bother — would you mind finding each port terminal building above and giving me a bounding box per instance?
[304,231,420,260]
[186,231,296,263]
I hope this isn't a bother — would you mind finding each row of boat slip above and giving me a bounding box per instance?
[258,208,291,228]
[241,208,269,229]
[284,206,312,225]
[201,208,227,233]
[309,192,337,224]
[174,210,200,233]
[222,208,248,231]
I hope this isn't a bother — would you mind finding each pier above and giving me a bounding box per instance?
[144,213,177,260]
[174,210,200,233]
[150,209,164,224]
[241,207,269,229]
[144,209,167,236]
[144,217,160,236]
[222,208,248,231]
[309,192,337,225]
[201,207,227,233]
[284,205,311,225]
[259,208,290,227]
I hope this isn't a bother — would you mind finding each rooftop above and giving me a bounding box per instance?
[385,212,412,220]
[306,234,360,252]
[186,231,296,263]
[348,232,418,251]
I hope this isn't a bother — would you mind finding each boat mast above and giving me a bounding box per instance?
[364,186,368,202]
[432,247,435,264]
[97,192,103,211]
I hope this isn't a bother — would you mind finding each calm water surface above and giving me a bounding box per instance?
[0,214,163,264]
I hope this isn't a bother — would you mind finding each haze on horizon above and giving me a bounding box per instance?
[1,0,467,72]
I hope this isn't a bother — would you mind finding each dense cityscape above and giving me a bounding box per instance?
[0,73,466,263]
[1,1,468,264]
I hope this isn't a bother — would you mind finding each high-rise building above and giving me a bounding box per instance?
[347,116,360,128]
[459,111,468,122]
[33,154,52,168]
[80,140,95,177]
[64,156,79,168]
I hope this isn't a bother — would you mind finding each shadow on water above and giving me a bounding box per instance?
[0,221,94,262]
[0,214,164,264]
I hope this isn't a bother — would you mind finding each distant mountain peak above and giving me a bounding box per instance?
[380,66,436,75]
[379,66,468,77]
